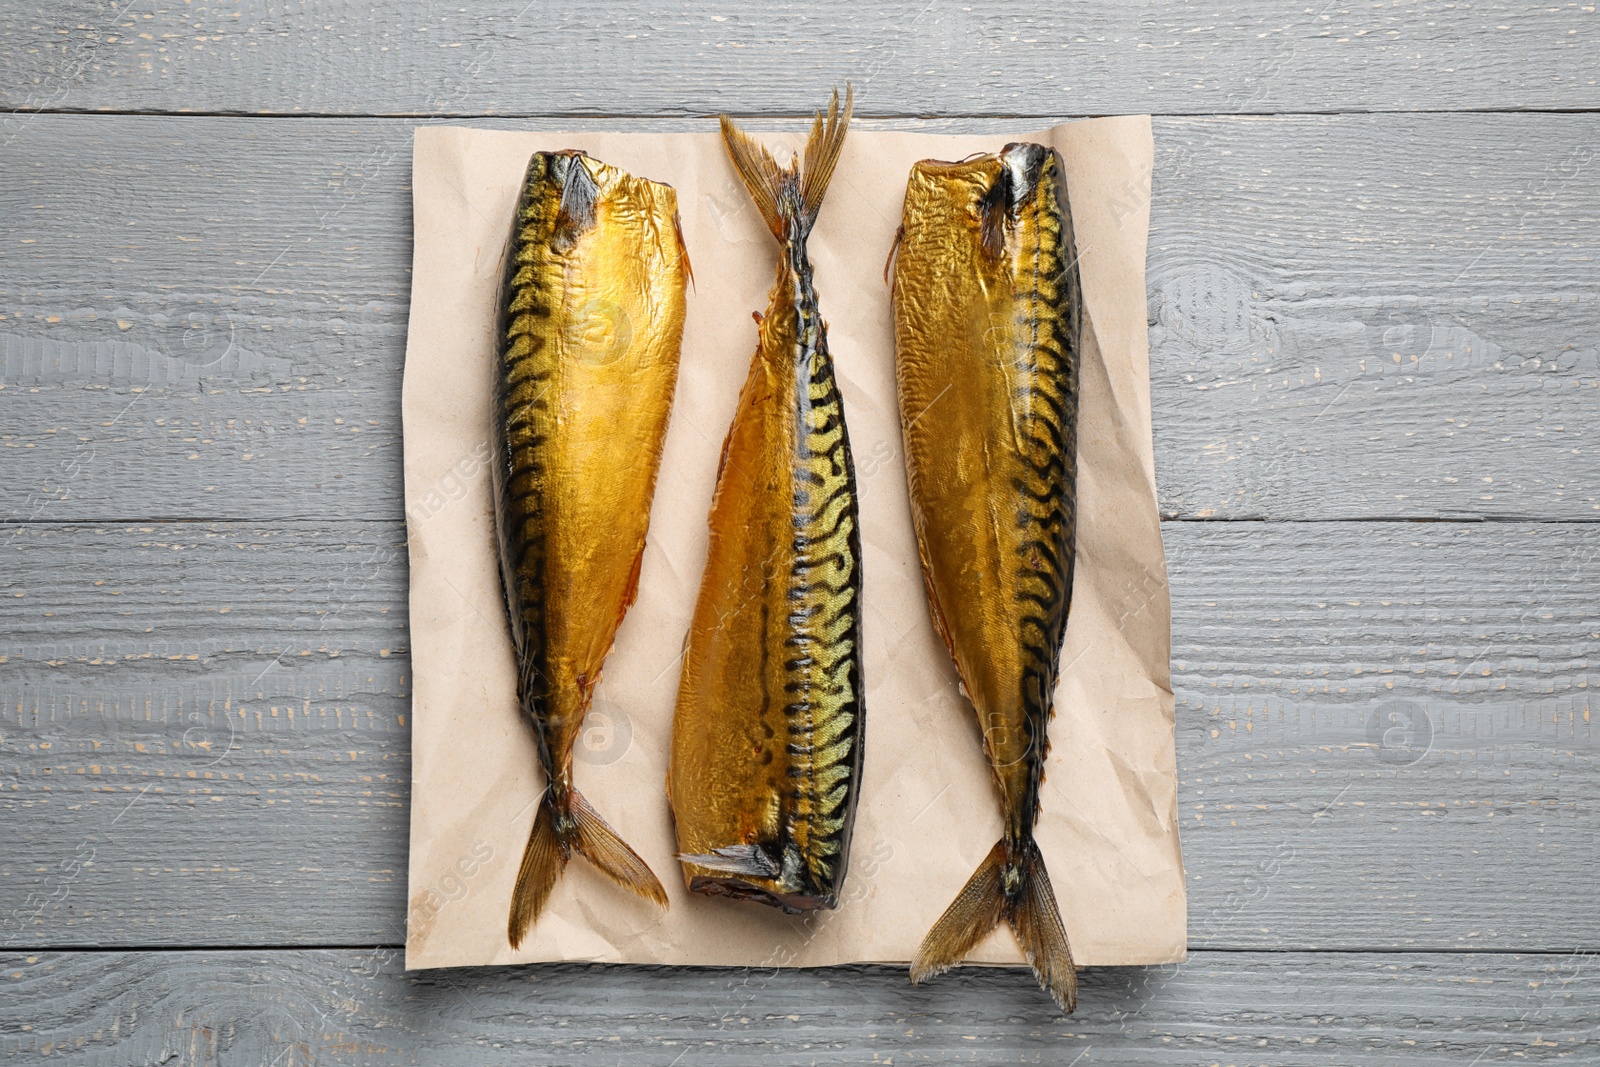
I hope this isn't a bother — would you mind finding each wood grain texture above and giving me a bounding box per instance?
[1,1,1595,118]
[2,949,1596,1065]
[1150,114,1600,522]
[4,520,1594,950]
[0,522,410,948]
[1170,521,1599,951]
[3,0,1596,1051]
[2,114,1596,524]
[0,117,413,526]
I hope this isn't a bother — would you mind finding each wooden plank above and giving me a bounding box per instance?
[2,948,1595,1064]
[1170,520,1599,950]
[3,520,1594,950]
[2,2,1595,118]
[0,117,413,526]
[0,522,409,947]
[1149,114,1600,522]
[2,114,1596,523]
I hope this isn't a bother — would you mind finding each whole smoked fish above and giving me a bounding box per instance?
[494,150,687,948]
[669,89,865,912]
[892,144,1083,1011]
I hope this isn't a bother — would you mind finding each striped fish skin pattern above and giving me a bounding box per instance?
[493,150,685,945]
[893,143,1083,1010]
[669,94,864,914]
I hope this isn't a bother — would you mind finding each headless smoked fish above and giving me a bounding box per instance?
[669,89,865,913]
[891,144,1083,1012]
[494,150,686,948]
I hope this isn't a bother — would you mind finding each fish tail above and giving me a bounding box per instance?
[718,113,788,240]
[910,841,1007,983]
[1006,839,1078,1013]
[506,788,668,949]
[719,83,853,240]
[797,83,852,222]
[507,792,566,949]
[569,788,670,909]
[911,838,1078,1013]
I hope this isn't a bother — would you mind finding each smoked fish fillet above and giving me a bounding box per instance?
[892,143,1083,1012]
[669,89,866,914]
[493,150,687,948]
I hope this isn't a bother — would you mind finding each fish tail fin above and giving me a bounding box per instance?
[507,792,567,949]
[570,788,670,908]
[797,82,853,224]
[719,113,790,240]
[1006,838,1078,1013]
[910,838,1078,1014]
[720,83,853,241]
[910,840,1007,983]
[506,788,668,949]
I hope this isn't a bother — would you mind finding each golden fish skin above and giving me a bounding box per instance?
[892,144,1082,1012]
[494,150,685,947]
[669,89,864,913]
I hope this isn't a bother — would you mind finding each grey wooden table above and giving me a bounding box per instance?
[2,4,1597,1064]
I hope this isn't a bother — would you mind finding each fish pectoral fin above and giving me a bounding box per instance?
[677,844,781,878]
[884,222,904,289]
[554,155,600,238]
[673,209,695,291]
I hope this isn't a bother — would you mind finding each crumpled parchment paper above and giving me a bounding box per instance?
[402,116,1183,970]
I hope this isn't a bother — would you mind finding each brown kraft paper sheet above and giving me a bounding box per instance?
[401,116,1183,970]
